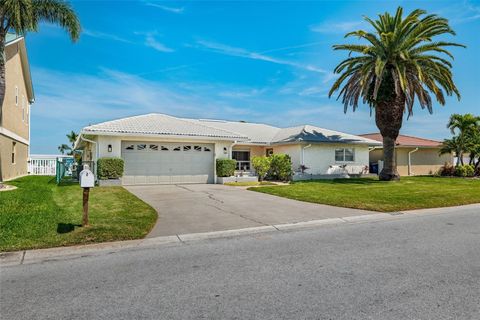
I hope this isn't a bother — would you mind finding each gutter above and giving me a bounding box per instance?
[408,148,419,176]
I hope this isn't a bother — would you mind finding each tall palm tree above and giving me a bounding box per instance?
[329,7,464,180]
[0,0,81,110]
[58,143,69,155]
[66,130,78,149]
[447,113,480,165]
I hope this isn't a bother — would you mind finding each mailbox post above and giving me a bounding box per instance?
[79,165,95,227]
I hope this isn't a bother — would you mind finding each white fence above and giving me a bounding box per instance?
[28,155,73,176]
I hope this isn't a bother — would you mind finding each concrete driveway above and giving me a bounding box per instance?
[126,184,377,237]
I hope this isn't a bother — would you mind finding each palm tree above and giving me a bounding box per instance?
[58,143,69,155]
[329,7,464,180]
[66,130,78,150]
[0,0,81,109]
[447,114,480,164]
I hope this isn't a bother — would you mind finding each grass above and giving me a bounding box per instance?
[224,181,277,187]
[0,176,157,252]
[250,176,480,212]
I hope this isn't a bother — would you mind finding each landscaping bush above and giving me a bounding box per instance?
[97,157,124,179]
[455,164,475,177]
[438,163,456,176]
[216,158,236,177]
[251,156,271,181]
[268,154,293,181]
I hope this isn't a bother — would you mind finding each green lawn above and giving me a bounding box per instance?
[0,176,157,252]
[250,177,480,212]
[224,181,277,187]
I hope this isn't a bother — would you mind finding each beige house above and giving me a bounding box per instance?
[360,133,452,176]
[75,113,380,185]
[0,34,35,181]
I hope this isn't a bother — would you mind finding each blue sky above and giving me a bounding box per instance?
[26,0,480,153]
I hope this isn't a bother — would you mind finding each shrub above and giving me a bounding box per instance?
[251,156,271,181]
[268,154,293,181]
[455,164,475,177]
[216,158,236,177]
[97,157,124,180]
[438,162,456,176]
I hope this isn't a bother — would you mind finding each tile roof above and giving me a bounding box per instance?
[359,133,443,147]
[82,113,380,145]
[82,113,248,140]
[272,125,381,145]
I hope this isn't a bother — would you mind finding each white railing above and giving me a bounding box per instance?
[28,158,57,175]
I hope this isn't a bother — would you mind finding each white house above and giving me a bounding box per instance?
[74,113,380,185]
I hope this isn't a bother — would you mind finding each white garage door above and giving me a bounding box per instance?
[121,141,215,185]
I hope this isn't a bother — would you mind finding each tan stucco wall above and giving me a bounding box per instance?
[1,43,30,140]
[0,135,28,181]
[369,147,452,176]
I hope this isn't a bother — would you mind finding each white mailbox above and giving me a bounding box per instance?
[80,167,95,188]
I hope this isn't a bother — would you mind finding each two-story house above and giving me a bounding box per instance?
[0,34,35,181]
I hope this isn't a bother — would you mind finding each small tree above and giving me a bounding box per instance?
[251,156,271,181]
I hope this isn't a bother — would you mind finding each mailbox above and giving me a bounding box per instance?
[80,167,95,188]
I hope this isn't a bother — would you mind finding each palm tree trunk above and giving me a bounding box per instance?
[375,95,405,181]
[0,30,6,128]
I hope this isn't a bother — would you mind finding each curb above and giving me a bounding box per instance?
[2,204,478,267]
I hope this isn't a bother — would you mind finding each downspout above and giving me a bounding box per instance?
[408,148,419,176]
[301,144,312,166]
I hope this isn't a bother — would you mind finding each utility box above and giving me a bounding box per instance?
[80,167,95,188]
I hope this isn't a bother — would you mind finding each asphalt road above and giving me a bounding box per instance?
[1,207,479,320]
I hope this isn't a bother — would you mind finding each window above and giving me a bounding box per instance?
[15,86,18,106]
[22,95,25,122]
[137,144,146,150]
[183,145,191,151]
[335,148,355,162]
[204,147,211,152]
[125,145,134,150]
[173,146,181,151]
[266,148,273,157]
[194,146,202,151]
[161,146,169,151]
[11,142,16,164]
[149,144,158,151]
[232,151,250,170]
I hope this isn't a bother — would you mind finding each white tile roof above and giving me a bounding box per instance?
[272,125,382,145]
[82,113,248,140]
[81,113,380,145]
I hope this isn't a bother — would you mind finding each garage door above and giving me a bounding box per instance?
[121,141,214,185]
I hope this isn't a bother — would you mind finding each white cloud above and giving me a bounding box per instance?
[83,29,133,43]
[195,39,329,75]
[145,34,174,52]
[310,20,364,34]
[145,2,184,14]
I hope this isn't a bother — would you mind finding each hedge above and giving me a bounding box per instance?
[268,154,293,181]
[216,158,236,177]
[97,157,124,180]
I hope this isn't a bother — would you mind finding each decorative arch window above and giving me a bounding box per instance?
[125,145,134,150]
[183,145,191,151]
[149,144,158,151]
[161,146,169,151]
[204,147,211,152]
[194,146,202,151]
[137,144,146,151]
[173,146,181,151]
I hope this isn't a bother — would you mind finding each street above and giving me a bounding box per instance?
[1,207,479,320]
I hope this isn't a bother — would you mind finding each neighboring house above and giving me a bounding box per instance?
[0,34,35,181]
[360,133,453,176]
[75,113,380,185]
